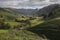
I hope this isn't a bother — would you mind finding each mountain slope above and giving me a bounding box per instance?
[27,4,60,40]
[0,8,17,20]
[36,4,59,16]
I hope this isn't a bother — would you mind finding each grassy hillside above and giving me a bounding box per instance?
[0,9,17,21]
[0,8,46,40]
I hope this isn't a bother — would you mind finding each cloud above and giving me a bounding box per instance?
[0,0,60,9]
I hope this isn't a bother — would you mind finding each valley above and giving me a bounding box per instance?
[0,4,60,40]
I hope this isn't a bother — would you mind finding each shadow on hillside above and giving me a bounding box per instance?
[27,19,60,40]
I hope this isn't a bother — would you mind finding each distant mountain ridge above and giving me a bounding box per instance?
[11,9,39,14]
[36,4,60,16]
[0,8,39,15]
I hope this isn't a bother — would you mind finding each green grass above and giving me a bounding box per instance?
[0,30,46,40]
[30,17,44,27]
[5,22,20,26]
[0,30,8,33]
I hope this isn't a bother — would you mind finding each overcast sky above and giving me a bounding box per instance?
[0,0,60,9]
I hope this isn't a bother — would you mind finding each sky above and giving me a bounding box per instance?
[0,0,60,9]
